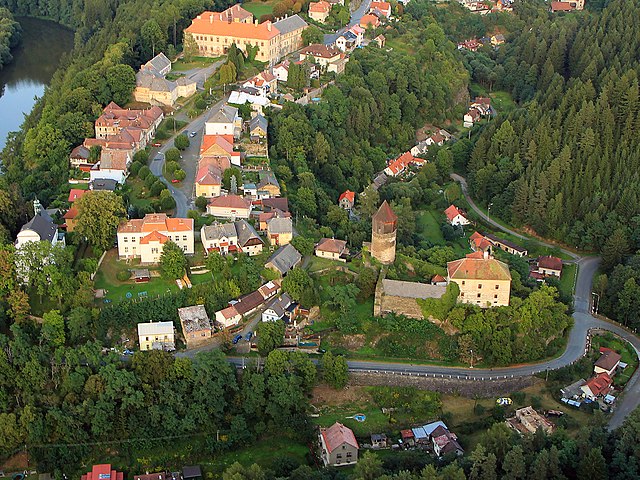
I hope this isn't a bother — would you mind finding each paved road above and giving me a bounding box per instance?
[324,0,373,45]
[149,95,228,217]
[182,59,225,89]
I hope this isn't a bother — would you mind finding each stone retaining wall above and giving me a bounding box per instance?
[349,371,536,398]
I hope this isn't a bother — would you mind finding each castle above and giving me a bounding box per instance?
[370,200,397,264]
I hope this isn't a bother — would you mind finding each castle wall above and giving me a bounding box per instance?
[371,231,396,264]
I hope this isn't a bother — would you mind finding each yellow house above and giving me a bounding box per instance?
[447,251,511,307]
[137,321,175,351]
[195,164,222,198]
[309,1,331,23]
[266,216,293,246]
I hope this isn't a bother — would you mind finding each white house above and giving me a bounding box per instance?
[206,195,252,219]
[273,61,290,82]
[205,104,242,138]
[137,321,176,351]
[89,150,131,185]
[15,201,65,250]
[444,205,471,226]
[117,214,194,263]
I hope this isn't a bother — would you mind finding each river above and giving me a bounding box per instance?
[0,17,74,150]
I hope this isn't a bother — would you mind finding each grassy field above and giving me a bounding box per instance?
[559,263,577,298]
[416,210,445,244]
[172,55,222,72]
[93,249,180,304]
[241,0,275,18]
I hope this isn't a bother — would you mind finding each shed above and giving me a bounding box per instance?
[133,269,150,283]
[182,466,202,480]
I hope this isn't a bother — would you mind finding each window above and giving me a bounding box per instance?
[123,237,128,242]
[183,235,187,241]
[477,293,481,298]
[461,281,465,285]
[494,294,498,299]
[460,292,464,297]
[152,247,158,254]
[495,284,500,289]
[478,283,482,289]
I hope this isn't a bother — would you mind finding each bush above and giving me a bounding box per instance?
[145,173,158,189]
[195,196,208,211]
[166,147,181,162]
[133,149,150,165]
[161,195,176,210]
[174,169,186,181]
[165,161,180,176]
[116,270,131,281]
[151,180,166,196]
[174,134,190,150]
[195,98,207,110]
[138,165,151,180]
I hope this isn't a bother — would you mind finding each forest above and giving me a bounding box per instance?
[463,0,640,253]
[0,7,19,69]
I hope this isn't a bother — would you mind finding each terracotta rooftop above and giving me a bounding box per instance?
[444,204,466,222]
[316,237,348,254]
[321,422,359,453]
[447,254,511,281]
[583,373,613,396]
[208,194,251,209]
[373,200,397,224]
[537,255,563,271]
[595,350,621,371]
[339,190,355,203]
[186,13,279,40]
[309,0,331,12]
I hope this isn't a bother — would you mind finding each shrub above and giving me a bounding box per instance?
[129,161,142,177]
[138,165,151,180]
[150,180,165,196]
[133,149,150,165]
[165,161,179,176]
[161,195,176,210]
[166,147,181,162]
[174,134,190,150]
[195,196,208,211]
[145,173,158,189]
[174,169,186,181]
[116,270,131,282]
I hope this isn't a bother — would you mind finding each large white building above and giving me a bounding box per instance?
[117,213,194,263]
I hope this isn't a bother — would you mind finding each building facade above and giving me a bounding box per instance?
[137,321,176,351]
[117,214,194,263]
[447,252,511,307]
[370,201,397,264]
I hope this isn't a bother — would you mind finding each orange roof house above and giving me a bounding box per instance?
[444,205,470,226]
[309,0,332,22]
[360,13,380,28]
[81,465,124,480]
[447,252,511,307]
[68,189,87,203]
[339,190,355,209]
[369,1,391,17]
[384,151,424,177]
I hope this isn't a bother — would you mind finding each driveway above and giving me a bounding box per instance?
[181,59,226,90]
[149,95,229,217]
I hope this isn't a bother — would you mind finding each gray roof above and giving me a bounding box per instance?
[267,292,293,317]
[267,244,302,274]
[234,219,263,247]
[182,466,202,479]
[258,171,280,189]
[90,178,118,190]
[136,71,175,92]
[202,222,238,241]
[145,52,171,75]
[382,279,447,299]
[208,104,238,124]
[177,305,211,333]
[20,211,57,243]
[274,14,308,35]
[267,216,293,234]
[250,114,268,133]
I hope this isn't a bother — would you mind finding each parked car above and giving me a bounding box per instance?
[232,334,243,344]
[123,349,134,356]
[245,332,253,342]
[152,142,161,147]
[171,179,179,183]
[189,131,197,137]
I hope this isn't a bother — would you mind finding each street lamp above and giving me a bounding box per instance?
[470,349,474,369]
[487,202,493,221]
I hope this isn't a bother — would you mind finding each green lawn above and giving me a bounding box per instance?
[93,249,180,304]
[591,333,639,388]
[416,210,445,245]
[241,0,275,18]
[490,90,516,114]
[172,55,222,72]
[559,263,577,298]
[202,437,309,477]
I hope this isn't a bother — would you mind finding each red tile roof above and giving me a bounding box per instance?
[537,255,563,271]
[81,465,124,480]
[373,200,397,224]
[339,190,355,203]
[196,165,222,186]
[444,205,467,222]
[431,274,446,283]
[201,134,234,155]
[140,230,169,245]
[68,189,87,203]
[208,194,251,209]
[321,422,359,453]
[316,238,347,254]
[360,13,380,27]
[584,373,613,396]
[186,12,279,40]
[309,1,331,13]
[447,254,511,281]
[63,207,78,220]
[386,151,424,175]
[551,1,574,11]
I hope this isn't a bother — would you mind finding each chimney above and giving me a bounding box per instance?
[483,250,489,259]
[267,22,272,31]
[255,19,259,26]
[209,13,213,23]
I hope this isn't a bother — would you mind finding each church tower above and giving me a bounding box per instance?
[371,200,397,264]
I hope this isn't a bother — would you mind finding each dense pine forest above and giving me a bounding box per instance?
[0,7,20,69]
[465,0,640,253]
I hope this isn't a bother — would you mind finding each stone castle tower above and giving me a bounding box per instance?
[371,200,397,264]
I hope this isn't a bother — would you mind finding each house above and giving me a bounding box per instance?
[531,256,562,280]
[309,0,332,23]
[262,196,289,213]
[300,44,342,70]
[137,321,175,351]
[215,305,242,328]
[581,373,613,400]
[243,70,278,97]
[257,172,281,197]
[377,279,447,319]
[178,305,213,348]
[185,6,307,64]
[457,38,480,52]
[207,195,252,219]
[444,205,470,226]
[266,216,294,246]
[262,292,299,323]
[259,209,291,230]
[384,151,425,177]
[94,101,163,148]
[431,274,447,286]
[411,426,429,444]
[249,114,268,142]
[550,0,584,12]
[369,1,391,17]
[70,144,92,169]
[266,244,302,276]
[339,190,355,210]
[506,406,554,435]
[89,149,132,184]
[134,52,196,107]
[470,231,493,254]
[201,220,263,256]
[68,189,87,203]
[117,214,194,263]
[491,34,505,46]
[134,473,167,480]
[90,178,118,191]
[400,429,415,447]
[235,220,264,255]
[431,425,464,457]
[219,280,281,327]
[472,96,492,115]
[200,134,241,166]
[447,252,512,307]
[81,465,124,480]
[182,466,203,480]
[463,107,481,128]
[373,34,385,47]
[485,233,528,256]
[359,13,380,28]
[315,238,349,262]
[319,422,359,467]
[15,200,65,250]
[370,433,387,449]
[63,207,79,232]
[273,60,290,82]
[195,164,222,198]
[205,104,242,138]
[594,350,621,376]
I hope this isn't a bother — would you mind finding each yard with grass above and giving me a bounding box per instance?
[93,249,180,304]
[241,0,275,18]
[416,209,445,245]
[172,55,222,72]
[591,333,638,388]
